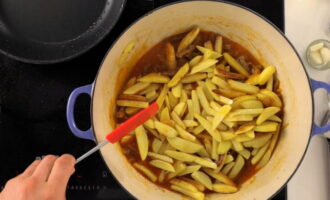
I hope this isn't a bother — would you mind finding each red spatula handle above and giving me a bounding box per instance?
[106,102,159,143]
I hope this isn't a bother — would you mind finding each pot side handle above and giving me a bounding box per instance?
[310,79,330,136]
[66,84,95,141]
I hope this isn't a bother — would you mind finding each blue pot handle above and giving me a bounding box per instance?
[310,79,330,136]
[66,84,95,141]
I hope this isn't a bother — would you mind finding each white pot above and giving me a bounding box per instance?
[66,1,330,199]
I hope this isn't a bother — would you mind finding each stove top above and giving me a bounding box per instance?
[0,0,285,199]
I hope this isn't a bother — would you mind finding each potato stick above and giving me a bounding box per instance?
[215,68,246,80]
[194,157,217,169]
[144,119,155,129]
[238,149,251,160]
[139,83,161,95]
[194,114,222,142]
[203,137,212,157]
[223,119,235,128]
[224,154,234,164]
[207,72,214,78]
[118,94,148,102]
[148,152,174,163]
[210,101,222,111]
[133,163,157,182]
[154,121,178,138]
[215,89,246,98]
[204,168,235,186]
[191,90,201,115]
[171,179,199,192]
[120,134,134,144]
[119,40,136,65]
[145,125,161,138]
[146,90,158,100]
[183,120,198,127]
[167,137,203,153]
[158,170,166,183]
[183,83,193,91]
[180,89,188,103]
[125,107,141,115]
[228,79,259,94]
[182,73,208,83]
[243,134,272,148]
[175,124,196,142]
[191,171,213,190]
[211,76,230,90]
[116,100,149,108]
[252,148,259,156]
[158,141,171,154]
[220,130,235,141]
[246,130,255,138]
[165,150,196,162]
[268,115,282,122]
[193,125,204,135]
[260,89,282,107]
[124,76,137,89]
[156,84,169,108]
[138,73,170,83]
[177,27,200,54]
[150,160,175,172]
[256,107,280,125]
[165,43,177,70]
[212,105,232,130]
[215,36,223,54]
[211,138,219,160]
[235,123,255,135]
[181,178,206,192]
[185,100,194,120]
[221,162,235,175]
[223,53,249,77]
[213,184,238,194]
[225,115,254,122]
[228,155,245,179]
[190,59,218,74]
[211,92,234,105]
[171,112,187,129]
[172,83,182,98]
[152,138,163,153]
[196,87,217,116]
[170,185,204,200]
[235,133,254,143]
[178,165,202,176]
[231,108,263,116]
[168,63,190,87]
[232,95,257,107]
[245,74,259,85]
[135,126,149,161]
[217,140,232,154]
[167,161,187,179]
[189,55,202,67]
[240,100,264,109]
[256,129,280,169]
[255,121,278,132]
[204,40,213,50]
[217,123,228,131]
[160,107,171,122]
[232,140,244,151]
[258,66,276,85]
[266,75,274,91]
[205,79,217,93]
[169,92,179,108]
[256,93,273,107]
[123,82,150,95]
[251,141,270,165]
[173,102,186,117]
[196,46,222,60]
[198,81,214,102]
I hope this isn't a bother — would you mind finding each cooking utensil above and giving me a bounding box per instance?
[0,0,126,64]
[74,102,159,164]
[66,1,330,200]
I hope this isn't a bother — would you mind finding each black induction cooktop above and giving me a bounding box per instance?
[0,0,285,199]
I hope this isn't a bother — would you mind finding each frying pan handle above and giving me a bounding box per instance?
[310,79,330,136]
[66,84,95,141]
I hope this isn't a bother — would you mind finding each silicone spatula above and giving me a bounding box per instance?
[75,102,159,164]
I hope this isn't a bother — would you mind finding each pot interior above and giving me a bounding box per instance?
[92,1,312,199]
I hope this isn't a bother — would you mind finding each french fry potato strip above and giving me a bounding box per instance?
[115,28,284,199]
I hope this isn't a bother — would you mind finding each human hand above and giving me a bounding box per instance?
[0,154,75,200]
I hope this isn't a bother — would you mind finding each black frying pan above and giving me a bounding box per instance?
[0,0,126,64]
